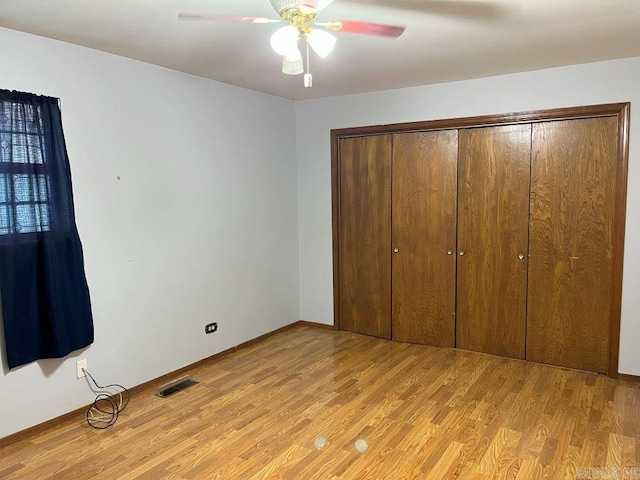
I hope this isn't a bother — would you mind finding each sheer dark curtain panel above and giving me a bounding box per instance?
[0,89,93,369]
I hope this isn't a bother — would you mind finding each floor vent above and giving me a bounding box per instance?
[155,375,199,398]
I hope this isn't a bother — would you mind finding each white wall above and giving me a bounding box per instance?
[296,57,640,376]
[0,27,300,438]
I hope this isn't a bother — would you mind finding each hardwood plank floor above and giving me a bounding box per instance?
[1,325,639,479]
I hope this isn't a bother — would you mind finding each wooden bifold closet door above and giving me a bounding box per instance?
[338,135,392,339]
[392,131,458,347]
[338,131,457,343]
[456,124,532,359]
[527,117,618,373]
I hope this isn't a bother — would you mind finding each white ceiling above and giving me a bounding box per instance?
[0,0,639,100]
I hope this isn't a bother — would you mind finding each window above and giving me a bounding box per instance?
[0,101,52,235]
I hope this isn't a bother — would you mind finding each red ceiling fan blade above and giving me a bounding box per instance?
[178,13,282,24]
[326,19,405,38]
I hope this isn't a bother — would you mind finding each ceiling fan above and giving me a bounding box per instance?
[179,0,405,88]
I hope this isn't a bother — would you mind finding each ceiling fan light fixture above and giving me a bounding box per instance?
[307,29,336,59]
[282,49,304,75]
[270,25,299,56]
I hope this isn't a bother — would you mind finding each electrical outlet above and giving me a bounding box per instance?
[205,322,218,334]
[76,359,87,378]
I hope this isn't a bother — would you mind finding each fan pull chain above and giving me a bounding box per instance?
[304,39,312,88]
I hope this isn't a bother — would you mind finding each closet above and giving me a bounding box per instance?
[332,104,629,376]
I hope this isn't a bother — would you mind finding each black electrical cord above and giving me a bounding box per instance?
[83,368,130,429]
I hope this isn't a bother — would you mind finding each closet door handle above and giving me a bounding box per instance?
[393,248,399,253]
[459,251,465,256]
[518,253,525,260]
[447,250,453,255]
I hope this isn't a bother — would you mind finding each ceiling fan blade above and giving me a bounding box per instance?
[325,19,405,38]
[178,13,282,24]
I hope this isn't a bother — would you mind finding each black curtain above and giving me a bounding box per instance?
[0,89,93,369]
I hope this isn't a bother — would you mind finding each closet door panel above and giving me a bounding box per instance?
[392,130,458,346]
[527,117,617,373]
[339,135,392,339]
[457,124,531,359]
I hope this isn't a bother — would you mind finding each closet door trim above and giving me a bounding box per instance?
[331,102,629,378]
[609,103,630,376]
[331,103,629,137]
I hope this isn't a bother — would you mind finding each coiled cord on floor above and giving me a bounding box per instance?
[83,368,130,429]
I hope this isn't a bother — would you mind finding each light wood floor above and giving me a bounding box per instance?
[1,325,639,479]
